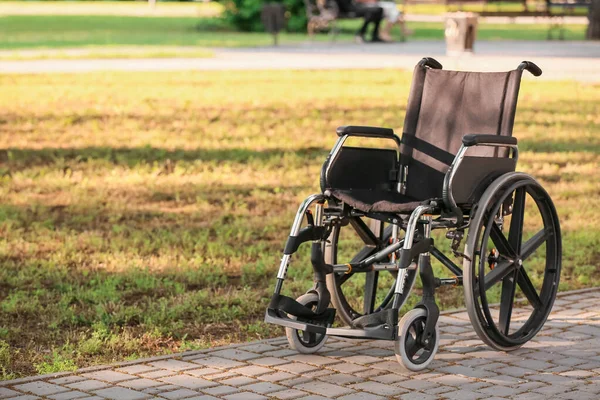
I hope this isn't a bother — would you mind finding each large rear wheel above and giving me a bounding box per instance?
[464,172,561,351]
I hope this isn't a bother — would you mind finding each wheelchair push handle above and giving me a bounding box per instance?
[518,61,542,77]
[418,57,443,70]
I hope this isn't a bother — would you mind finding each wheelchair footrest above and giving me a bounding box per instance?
[327,326,395,340]
[264,308,334,334]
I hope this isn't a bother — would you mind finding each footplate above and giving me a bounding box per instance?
[265,308,336,334]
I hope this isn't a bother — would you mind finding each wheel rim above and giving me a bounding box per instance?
[467,176,561,348]
[403,314,436,365]
[325,217,417,325]
[294,297,327,348]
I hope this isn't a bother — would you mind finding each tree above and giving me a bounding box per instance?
[588,0,600,39]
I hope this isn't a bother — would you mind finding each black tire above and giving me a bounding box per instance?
[285,293,329,354]
[395,308,439,371]
[325,217,417,325]
[463,172,561,351]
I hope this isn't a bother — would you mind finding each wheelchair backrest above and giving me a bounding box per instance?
[401,64,524,202]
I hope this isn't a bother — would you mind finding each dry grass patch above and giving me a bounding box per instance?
[0,70,598,379]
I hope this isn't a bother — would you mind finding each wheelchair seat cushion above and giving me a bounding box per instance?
[331,189,431,214]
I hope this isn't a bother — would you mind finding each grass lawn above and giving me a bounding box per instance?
[0,15,587,51]
[0,70,599,379]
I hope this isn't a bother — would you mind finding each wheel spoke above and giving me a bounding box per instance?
[405,335,419,358]
[484,260,517,291]
[498,270,518,335]
[363,271,379,314]
[517,267,543,309]
[508,187,526,254]
[490,223,516,257]
[521,229,548,261]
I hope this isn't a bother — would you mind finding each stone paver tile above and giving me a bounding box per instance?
[326,362,368,374]
[349,381,407,396]
[340,355,382,365]
[274,363,317,375]
[278,377,312,387]
[116,365,158,375]
[81,370,135,383]
[185,368,220,377]
[442,389,487,400]
[14,382,69,396]
[2,396,41,400]
[138,369,177,379]
[50,376,87,385]
[192,357,245,370]
[0,387,20,398]
[532,384,573,395]
[181,396,219,400]
[263,349,298,358]
[319,372,363,385]
[528,373,579,386]
[236,344,280,353]
[222,392,267,400]
[294,396,331,400]
[429,374,476,386]
[439,365,494,378]
[201,385,240,396]
[159,388,200,399]
[482,374,526,386]
[270,389,309,399]
[209,349,261,361]
[294,381,354,397]
[285,354,340,366]
[249,357,290,367]
[118,378,163,390]
[149,360,199,371]
[477,385,521,397]
[229,365,273,377]
[66,380,110,391]
[397,392,439,400]
[512,359,555,370]
[239,382,286,394]
[257,372,295,382]
[395,378,439,391]
[337,393,387,400]
[159,375,218,390]
[496,365,538,377]
[202,371,237,380]
[302,369,333,378]
[47,391,90,400]
[560,370,596,378]
[92,387,149,400]
[219,376,258,387]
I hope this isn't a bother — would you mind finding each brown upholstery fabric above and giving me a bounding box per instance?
[331,189,428,214]
[401,67,523,201]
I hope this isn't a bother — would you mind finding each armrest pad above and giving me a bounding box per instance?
[336,125,395,138]
[462,134,517,147]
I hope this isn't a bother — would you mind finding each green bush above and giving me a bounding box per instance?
[222,0,307,32]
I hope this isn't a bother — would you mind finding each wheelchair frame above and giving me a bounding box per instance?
[265,58,561,370]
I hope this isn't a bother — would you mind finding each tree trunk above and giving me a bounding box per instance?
[588,0,600,39]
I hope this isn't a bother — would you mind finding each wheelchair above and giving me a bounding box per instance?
[265,57,562,371]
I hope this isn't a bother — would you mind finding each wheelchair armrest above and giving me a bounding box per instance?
[462,134,517,147]
[336,125,395,139]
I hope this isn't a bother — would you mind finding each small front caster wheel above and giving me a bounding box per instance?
[395,308,439,371]
[285,293,329,354]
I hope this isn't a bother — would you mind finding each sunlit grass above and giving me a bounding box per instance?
[0,70,598,379]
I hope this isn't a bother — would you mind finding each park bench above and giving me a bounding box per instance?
[444,0,591,38]
[304,0,360,38]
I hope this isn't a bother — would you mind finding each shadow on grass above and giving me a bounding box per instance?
[3,146,330,169]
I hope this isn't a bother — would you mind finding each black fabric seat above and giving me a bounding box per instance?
[331,189,430,214]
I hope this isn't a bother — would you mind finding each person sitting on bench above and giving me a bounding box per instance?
[334,0,385,43]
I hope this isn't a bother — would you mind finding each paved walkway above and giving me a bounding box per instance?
[1,288,599,400]
[2,41,600,82]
